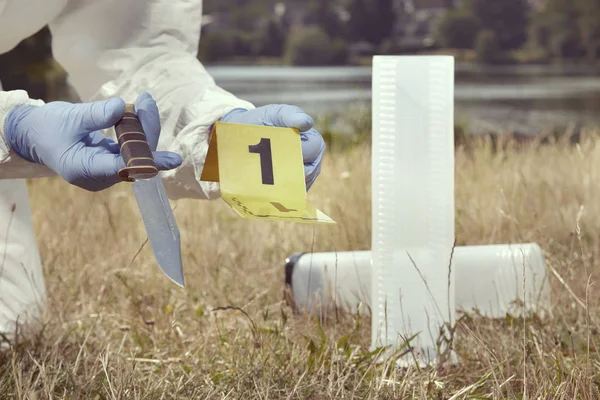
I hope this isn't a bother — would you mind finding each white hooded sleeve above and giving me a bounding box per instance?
[0,89,57,179]
[44,0,255,200]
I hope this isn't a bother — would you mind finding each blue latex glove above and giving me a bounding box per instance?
[220,105,325,190]
[4,92,182,191]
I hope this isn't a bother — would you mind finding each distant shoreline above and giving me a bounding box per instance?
[203,52,600,74]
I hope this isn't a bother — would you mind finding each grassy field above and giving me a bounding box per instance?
[2,130,600,398]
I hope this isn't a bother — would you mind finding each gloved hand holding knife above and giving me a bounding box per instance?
[4,92,188,286]
[3,92,182,191]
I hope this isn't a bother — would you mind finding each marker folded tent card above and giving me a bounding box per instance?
[200,122,335,224]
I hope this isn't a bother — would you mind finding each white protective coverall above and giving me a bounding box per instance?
[0,0,255,344]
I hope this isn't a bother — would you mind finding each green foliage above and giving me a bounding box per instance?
[198,31,255,62]
[8,0,600,101]
[346,0,396,45]
[284,27,349,66]
[253,19,287,57]
[378,38,403,55]
[173,0,600,65]
[461,0,530,51]
[225,2,272,32]
[435,9,481,49]
[346,0,370,42]
[370,0,396,45]
[528,0,600,61]
[551,31,585,59]
[433,0,533,59]
[306,1,346,39]
[475,30,502,64]
[528,0,580,59]
[577,0,600,60]
[330,38,350,65]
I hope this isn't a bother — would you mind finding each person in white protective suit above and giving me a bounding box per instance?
[0,0,326,347]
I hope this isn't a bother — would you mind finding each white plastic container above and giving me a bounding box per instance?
[371,56,455,364]
[284,244,551,320]
[284,251,372,314]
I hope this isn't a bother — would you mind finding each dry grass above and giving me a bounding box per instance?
[2,131,600,399]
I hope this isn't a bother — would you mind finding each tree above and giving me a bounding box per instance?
[529,0,585,59]
[284,26,349,66]
[254,19,287,57]
[346,0,396,45]
[475,30,501,64]
[198,31,255,62]
[461,0,530,50]
[228,2,272,32]
[370,0,396,45]
[435,9,481,49]
[346,0,371,42]
[574,0,600,60]
[309,1,346,39]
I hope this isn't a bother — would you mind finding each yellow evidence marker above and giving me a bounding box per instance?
[200,121,336,224]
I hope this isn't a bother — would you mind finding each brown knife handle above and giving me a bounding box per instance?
[115,103,159,182]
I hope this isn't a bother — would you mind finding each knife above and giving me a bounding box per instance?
[114,104,185,287]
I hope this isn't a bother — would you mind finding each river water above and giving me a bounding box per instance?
[205,63,600,134]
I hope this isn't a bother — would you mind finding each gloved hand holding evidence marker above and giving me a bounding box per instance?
[220,104,326,191]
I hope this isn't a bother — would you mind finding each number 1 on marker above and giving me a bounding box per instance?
[199,121,336,224]
[249,138,274,185]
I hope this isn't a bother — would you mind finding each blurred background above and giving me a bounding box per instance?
[1,0,600,137]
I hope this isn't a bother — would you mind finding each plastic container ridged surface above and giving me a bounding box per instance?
[286,244,551,319]
[371,56,455,365]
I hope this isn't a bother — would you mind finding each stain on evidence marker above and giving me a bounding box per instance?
[270,202,297,213]
[230,197,319,221]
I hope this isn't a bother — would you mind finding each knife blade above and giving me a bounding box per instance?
[114,104,185,287]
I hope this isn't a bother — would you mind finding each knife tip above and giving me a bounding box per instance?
[173,279,185,288]
[166,275,185,288]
